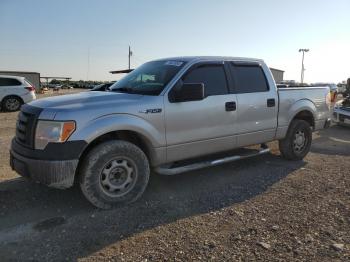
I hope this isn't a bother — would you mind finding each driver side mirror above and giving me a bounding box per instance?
[170,83,205,103]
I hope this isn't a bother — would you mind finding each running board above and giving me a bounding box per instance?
[155,147,270,176]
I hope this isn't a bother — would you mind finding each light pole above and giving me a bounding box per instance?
[299,49,309,83]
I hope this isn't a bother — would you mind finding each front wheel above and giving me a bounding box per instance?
[79,140,150,209]
[3,96,22,111]
[279,120,312,160]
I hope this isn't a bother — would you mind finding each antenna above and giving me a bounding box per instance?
[87,46,90,81]
[128,45,133,70]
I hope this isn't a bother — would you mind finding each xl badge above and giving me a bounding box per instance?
[139,108,162,114]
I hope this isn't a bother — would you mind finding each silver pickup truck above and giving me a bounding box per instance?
[10,56,331,208]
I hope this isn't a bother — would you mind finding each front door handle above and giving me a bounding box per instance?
[267,98,276,107]
[225,101,236,111]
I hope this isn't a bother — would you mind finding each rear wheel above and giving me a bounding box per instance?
[279,120,312,160]
[79,140,150,209]
[3,96,22,111]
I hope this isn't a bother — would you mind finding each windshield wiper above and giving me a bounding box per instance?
[111,87,134,94]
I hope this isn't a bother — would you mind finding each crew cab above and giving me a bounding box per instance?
[10,56,331,208]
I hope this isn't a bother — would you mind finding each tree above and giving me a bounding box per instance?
[50,79,60,84]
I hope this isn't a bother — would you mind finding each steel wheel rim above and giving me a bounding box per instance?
[99,157,137,197]
[293,130,307,153]
[6,99,20,111]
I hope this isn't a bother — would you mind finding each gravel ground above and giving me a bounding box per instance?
[0,91,349,261]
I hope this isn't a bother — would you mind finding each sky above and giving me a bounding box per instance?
[0,0,349,83]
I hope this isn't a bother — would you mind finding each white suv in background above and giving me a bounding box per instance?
[0,75,36,111]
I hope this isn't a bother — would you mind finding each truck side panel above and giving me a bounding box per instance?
[276,87,330,139]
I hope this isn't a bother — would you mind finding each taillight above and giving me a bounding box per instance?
[331,91,337,103]
[326,92,332,109]
[25,86,35,92]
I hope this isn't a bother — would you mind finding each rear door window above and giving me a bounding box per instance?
[183,65,228,96]
[230,64,269,93]
[0,78,22,86]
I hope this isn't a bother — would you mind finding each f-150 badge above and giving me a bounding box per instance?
[139,108,162,114]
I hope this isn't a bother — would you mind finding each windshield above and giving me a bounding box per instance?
[110,60,186,95]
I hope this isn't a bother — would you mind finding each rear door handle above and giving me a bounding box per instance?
[225,101,236,111]
[267,98,276,107]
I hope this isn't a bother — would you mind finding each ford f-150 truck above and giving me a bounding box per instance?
[10,56,331,208]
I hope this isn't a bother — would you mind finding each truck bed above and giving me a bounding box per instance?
[277,86,330,137]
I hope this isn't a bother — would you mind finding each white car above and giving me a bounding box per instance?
[0,75,36,111]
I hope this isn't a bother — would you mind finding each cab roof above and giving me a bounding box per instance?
[153,56,264,63]
[0,75,25,80]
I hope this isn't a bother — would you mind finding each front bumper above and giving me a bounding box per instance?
[10,150,78,189]
[10,138,87,189]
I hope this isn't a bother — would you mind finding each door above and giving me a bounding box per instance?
[0,77,10,100]
[164,62,238,162]
[228,62,278,147]
[0,77,23,100]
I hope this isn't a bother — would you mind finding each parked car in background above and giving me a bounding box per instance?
[311,83,338,93]
[311,83,338,102]
[276,84,288,88]
[48,84,61,89]
[61,84,73,89]
[333,96,350,126]
[90,82,115,91]
[0,75,36,111]
[277,83,310,88]
[337,83,347,95]
[329,83,338,92]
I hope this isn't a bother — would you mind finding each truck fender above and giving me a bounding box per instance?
[287,99,317,126]
[69,114,166,148]
[276,99,317,139]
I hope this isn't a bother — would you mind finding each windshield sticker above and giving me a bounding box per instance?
[165,61,183,66]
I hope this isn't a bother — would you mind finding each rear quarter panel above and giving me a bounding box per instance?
[277,87,330,139]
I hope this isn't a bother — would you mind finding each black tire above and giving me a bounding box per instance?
[279,120,312,160]
[2,96,22,112]
[79,140,150,209]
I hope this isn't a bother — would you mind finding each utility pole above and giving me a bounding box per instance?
[299,48,309,83]
[128,45,133,70]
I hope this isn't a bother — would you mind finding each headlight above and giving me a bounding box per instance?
[35,120,76,149]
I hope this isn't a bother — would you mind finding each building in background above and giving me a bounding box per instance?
[0,71,40,91]
[269,68,284,83]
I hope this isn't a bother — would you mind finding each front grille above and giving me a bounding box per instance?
[15,105,42,148]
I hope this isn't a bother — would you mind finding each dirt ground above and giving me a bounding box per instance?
[0,90,349,261]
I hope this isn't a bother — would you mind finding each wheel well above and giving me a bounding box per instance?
[75,130,153,183]
[292,110,315,128]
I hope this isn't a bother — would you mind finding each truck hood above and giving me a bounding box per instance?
[29,91,143,110]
